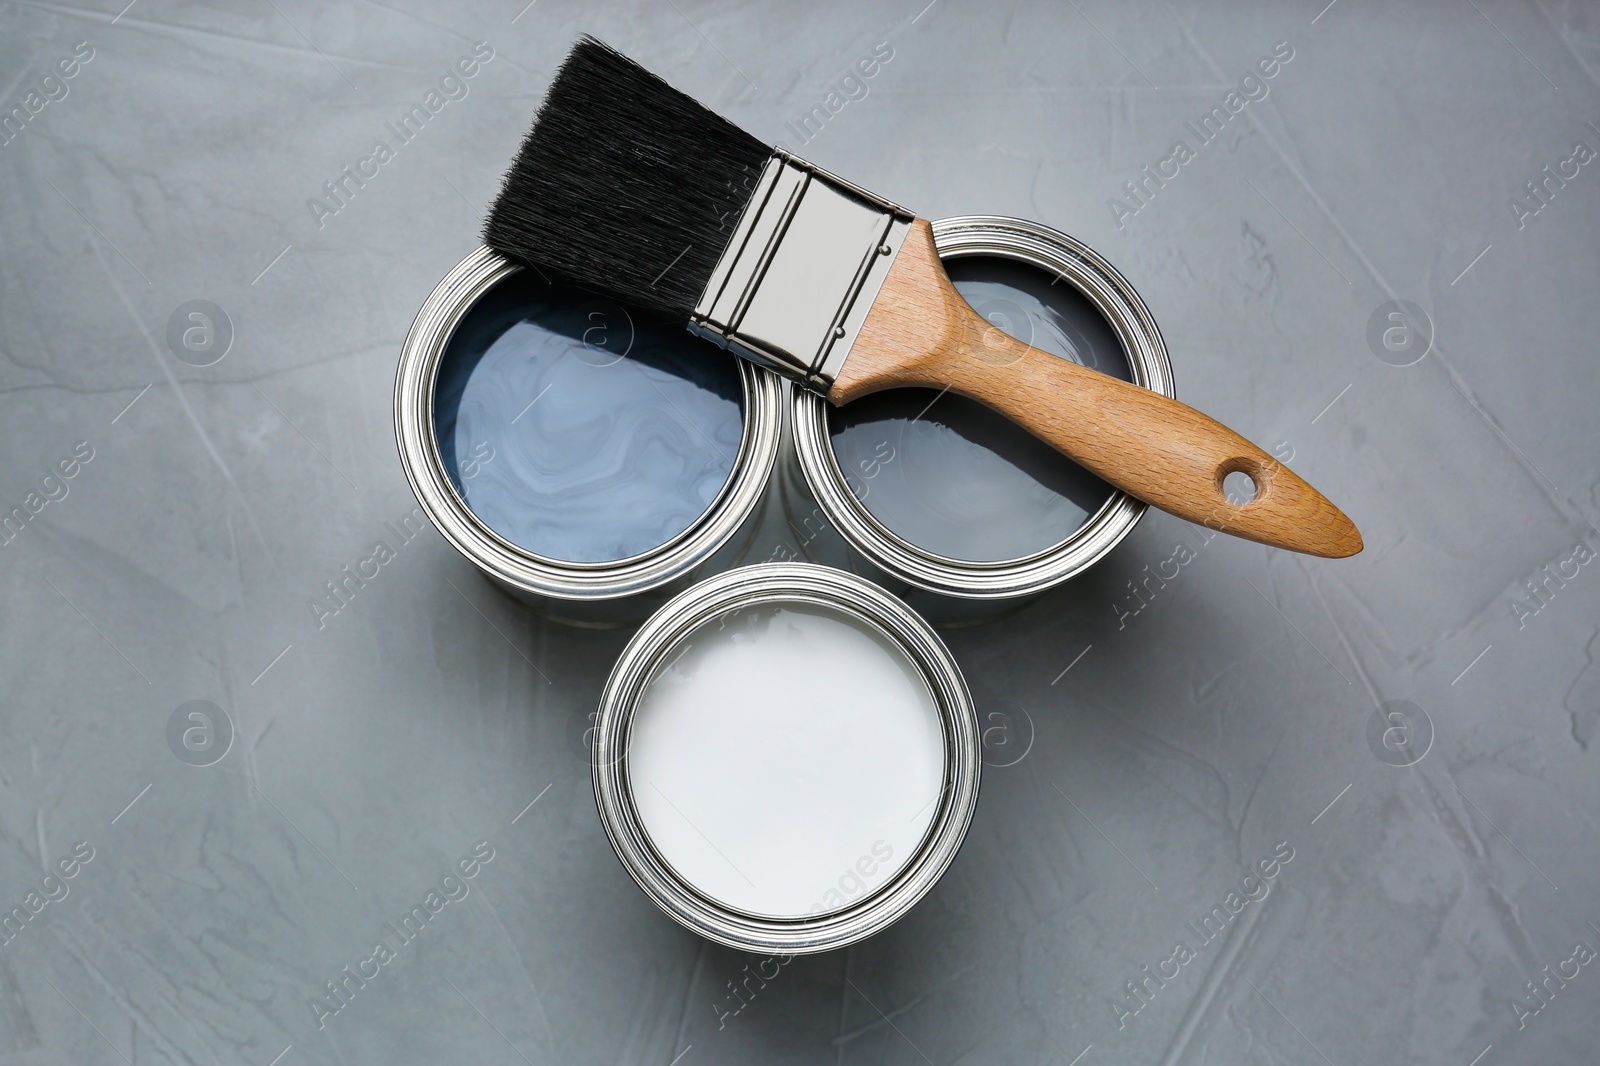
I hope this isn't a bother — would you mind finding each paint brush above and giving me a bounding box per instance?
[485,37,1361,558]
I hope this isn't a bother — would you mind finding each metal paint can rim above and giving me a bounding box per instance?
[394,245,785,601]
[592,562,981,954]
[791,215,1176,599]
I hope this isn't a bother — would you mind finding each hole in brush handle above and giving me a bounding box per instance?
[1220,467,1261,507]
[1216,455,1274,508]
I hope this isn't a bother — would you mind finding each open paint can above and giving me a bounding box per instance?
[786,216,1175,623]
[591,562,980,953]
[396,246,784,625]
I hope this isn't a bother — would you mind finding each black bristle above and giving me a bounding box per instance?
[484,37,772,319]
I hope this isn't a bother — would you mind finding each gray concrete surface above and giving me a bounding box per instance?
[3,1,1599,1063]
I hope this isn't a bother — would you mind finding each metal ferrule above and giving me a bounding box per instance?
[689,151,914,393]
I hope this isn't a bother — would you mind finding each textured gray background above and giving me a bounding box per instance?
[2,1,1598,1063]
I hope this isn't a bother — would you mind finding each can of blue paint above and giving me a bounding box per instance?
[785,216,1176,624]
[396,247,785,626]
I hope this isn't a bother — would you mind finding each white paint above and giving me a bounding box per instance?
[627,603,945,918]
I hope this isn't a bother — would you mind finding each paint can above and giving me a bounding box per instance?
[395,246,785,626]
[785,215,1176,624]
[591,562,980,953]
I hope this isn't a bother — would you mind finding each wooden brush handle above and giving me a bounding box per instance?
[831,220,1362,559]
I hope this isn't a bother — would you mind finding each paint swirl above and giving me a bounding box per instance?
[434,270,744,563]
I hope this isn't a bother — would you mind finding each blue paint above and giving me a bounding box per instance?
[827,255,1131,562]
[433,269,744,563]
